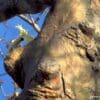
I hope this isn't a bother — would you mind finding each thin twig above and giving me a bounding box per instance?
[28,14,41,32]
[0,85,7,97]
[40,7,51,30]
[35,12,43,22]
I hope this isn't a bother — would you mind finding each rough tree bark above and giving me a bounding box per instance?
[2,0,100,100]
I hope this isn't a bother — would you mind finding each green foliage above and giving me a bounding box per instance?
[16,25,33,42]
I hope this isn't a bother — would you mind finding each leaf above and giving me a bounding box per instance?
[16,25,33,42]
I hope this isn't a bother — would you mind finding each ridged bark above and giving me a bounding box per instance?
[3,0,100,100]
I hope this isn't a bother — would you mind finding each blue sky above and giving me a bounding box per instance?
[0,13,46,99]
[0,16,36,100]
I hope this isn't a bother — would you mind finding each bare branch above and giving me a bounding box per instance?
[18,15,41,33]
[0,81,8,97]
[29,14,41,32]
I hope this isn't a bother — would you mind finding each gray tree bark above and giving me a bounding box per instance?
[3,0,100,100]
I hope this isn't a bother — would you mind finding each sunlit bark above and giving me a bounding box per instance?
[3,0,100,100]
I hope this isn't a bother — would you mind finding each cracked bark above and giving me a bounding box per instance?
[2,0,100,100]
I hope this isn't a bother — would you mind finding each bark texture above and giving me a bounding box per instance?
[3,0,100,100]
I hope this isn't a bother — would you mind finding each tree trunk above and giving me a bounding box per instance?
[4,0,100,100]
[0,0,54,22]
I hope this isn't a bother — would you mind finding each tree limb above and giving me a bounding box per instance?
[18,14,41,33]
